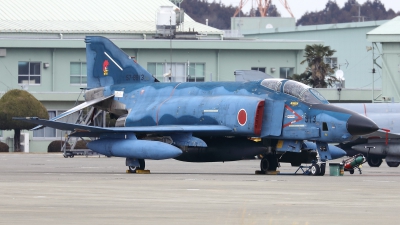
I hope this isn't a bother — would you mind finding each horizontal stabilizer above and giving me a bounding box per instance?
[32,94,114,130]
[14,117,232,137]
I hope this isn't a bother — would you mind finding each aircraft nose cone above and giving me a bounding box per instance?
[347,114,379,136]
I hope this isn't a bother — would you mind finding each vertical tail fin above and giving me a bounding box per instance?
[85,36,155,88]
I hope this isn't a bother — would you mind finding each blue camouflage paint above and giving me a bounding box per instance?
[13,36,379,163]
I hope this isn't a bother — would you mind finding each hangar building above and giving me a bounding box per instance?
[0,0,320,152]
[0,0,397,152]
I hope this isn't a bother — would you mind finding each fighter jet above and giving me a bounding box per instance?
[14,36,378,175]
[334,103,400,168]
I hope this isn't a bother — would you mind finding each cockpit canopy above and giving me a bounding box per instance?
[261,79,328,104]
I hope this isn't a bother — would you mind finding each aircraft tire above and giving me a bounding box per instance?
[310,163,320,176]
[138,159,145,170]
[128,166,138,173]
[386,161,400,167]
[349,169,354,174]
[260,157,269,172]
[266,154,278,171]
[129,159,145,173]
[367,157,382,167]
[318,163,326,176]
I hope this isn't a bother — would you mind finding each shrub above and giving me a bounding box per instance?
[74,140,90,149]
[48,140,70,153]
[0,141,9,152]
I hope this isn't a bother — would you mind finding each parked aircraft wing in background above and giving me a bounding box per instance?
[334,103,400,168]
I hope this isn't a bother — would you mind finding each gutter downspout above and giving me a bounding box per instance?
[217,49,220,81]
[52,48,55,91]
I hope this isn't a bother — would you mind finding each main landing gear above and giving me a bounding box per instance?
[127,159,145,173]
[367,156,382,167]
[260,153,279,173]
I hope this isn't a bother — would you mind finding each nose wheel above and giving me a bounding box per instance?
[295,161,326,176]
[310,162,325,176]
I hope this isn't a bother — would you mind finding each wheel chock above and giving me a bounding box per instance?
[255,170,280,175]
[136,169,150,174]
[126,169,150,174]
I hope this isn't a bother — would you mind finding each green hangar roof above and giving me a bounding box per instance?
[367,16,400,42]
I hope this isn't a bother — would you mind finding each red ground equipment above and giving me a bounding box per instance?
[343,154,366,174]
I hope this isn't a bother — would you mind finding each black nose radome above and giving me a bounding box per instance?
[347,114,379,136]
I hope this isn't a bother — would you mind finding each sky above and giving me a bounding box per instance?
[215,0,400,19]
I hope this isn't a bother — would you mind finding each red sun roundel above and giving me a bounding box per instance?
[237,109,247,126]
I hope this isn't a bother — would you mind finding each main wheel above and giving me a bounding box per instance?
[128,159,146,173]
[138,159,145,170]
[310,163,320,176]
[367,157,382,167]
[318,163,326,176]
[128,166,138,173]
[386,161,400,167]
[266,154,279,171]
[349,169,354,174]
[260,157,269,172]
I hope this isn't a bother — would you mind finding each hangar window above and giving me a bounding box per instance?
[251,67,266,73]
[18,61,41,85]
[279,67,294,79]
[188,63,205,82]
[280,67,294,79]
[148,62,205,82]
[324,57,337,69]
[33,111,56,138]
[147,62,165,81]
[70,62,87,85]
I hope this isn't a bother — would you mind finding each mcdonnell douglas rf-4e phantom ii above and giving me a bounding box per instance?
[15,36,379,175]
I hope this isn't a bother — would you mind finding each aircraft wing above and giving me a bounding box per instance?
[32,94,114,130]
[14,117,232,137]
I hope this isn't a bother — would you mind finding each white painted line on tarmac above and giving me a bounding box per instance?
[363,180,395,182]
